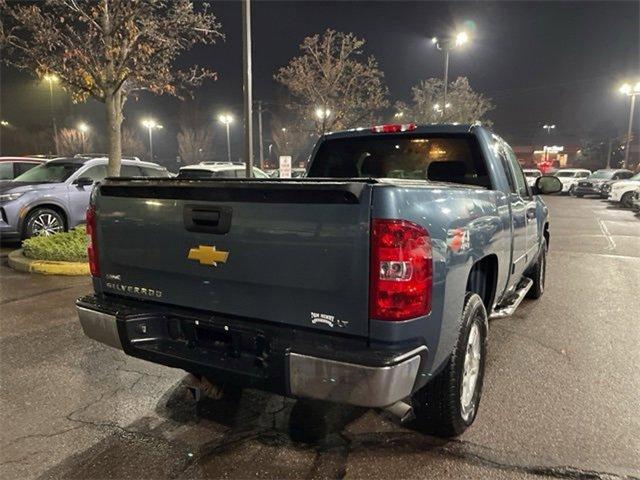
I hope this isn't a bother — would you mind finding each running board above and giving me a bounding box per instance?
[489,278,533,319]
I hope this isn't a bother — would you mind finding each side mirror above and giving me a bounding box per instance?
[73,177,94,187]
[533,175,562,195]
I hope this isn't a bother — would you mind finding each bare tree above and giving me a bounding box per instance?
[1,0,223,176]
[177,126,214,165]
[275,29,389,135]
[270,114,315,164]
[176,101,214,164]
[56,127,93,155]
[121,126,146,159]
[397,77,493,125]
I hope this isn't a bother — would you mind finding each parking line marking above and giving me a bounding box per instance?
[597,219,616,251]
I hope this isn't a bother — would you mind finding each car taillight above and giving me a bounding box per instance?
[370,123,417,133]
[370,219,432,321]
[86,205,100,277]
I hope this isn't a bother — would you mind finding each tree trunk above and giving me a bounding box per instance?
[106,90,123,177]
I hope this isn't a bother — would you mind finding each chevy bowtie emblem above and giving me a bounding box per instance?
[188,245,229,267]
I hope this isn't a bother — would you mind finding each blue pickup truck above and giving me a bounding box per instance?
[77,124,561,437]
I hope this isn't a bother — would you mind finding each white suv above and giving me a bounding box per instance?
[554,168,591,195]
[608,173,640,208]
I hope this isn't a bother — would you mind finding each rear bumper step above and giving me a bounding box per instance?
[76,295,427,408]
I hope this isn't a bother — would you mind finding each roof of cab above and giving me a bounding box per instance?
[322,123,480,140]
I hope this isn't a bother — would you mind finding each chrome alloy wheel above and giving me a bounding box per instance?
[31,213,63,236]
[460,323,481,422]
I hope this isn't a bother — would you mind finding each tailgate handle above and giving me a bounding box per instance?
[184,205,232,234]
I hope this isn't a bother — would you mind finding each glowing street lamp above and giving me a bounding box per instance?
[77,122,89,154]
[0,120,9,127]
[433,103,451,113]
[431,30,471,120]
[543,124,556,135]
[315,108,331,135]
[141,118,163,161]
[218,114,233,163]
[619,81,640,169]
[43,73,60,154]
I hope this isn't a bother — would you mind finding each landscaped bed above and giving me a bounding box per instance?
[8,227,89,275]
[22,226,88,262]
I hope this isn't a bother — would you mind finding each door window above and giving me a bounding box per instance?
[81,165,107,182]
[503,144,530,197]
[120,165,144,177]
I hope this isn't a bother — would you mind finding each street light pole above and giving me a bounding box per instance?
[258,100,265,169]
[44,74,59,155]
[218,114,233,163]
[141,119,162,162]
[242,0,254,177]
[619,82,639,169]
[225,121,231,162]
[432,31,468,121]
[77,122,89,154]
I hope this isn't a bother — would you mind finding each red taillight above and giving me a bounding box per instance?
[370,123,417,133]
[370,219,432,321]
[86,205,100,277]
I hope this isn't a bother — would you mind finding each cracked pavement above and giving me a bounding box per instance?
[1,195,639,479]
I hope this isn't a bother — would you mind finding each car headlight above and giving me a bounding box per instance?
[0,192,25,202]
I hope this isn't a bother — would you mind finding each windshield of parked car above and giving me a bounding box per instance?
[308,134,490,187]
[12,161,82,183]
[589,170,616,179]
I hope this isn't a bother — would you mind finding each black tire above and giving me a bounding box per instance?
[621,192,634,208]
[22,208,66,239]
[525,239,547,299]
[575,193,584,198]
[411,293,487,438]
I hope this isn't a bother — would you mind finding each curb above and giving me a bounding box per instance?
[8,249,89,276]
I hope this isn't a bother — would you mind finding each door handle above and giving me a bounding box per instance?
[184,205,232,234]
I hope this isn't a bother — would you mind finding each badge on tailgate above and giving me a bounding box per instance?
[188,245,229,267]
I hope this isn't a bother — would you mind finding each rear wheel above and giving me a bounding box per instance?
[23,208,65,239]
[621,191,634,208]
[411,293,487,438]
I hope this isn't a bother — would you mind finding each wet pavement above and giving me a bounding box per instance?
[1,195,639,480]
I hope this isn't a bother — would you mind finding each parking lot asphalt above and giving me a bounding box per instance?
[1,195,639,480]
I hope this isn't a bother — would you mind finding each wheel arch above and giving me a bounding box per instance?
[465,254,498,313]
[20,203,69,235]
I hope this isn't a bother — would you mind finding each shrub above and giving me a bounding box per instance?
[22,226,88,262]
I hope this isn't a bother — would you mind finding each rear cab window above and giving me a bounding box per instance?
[308,133,492,188]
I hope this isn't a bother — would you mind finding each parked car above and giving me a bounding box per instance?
[0,157,46,181]
[631,187,640,213]
[553,168,591,195]
[0,157,170,240]
[74,153,141,161]
[573,169,633,198]
[606,173,640,207]
[177,163,269,179]
[269,167,307,178]
[77,123,561,438]
[523,168,542,188]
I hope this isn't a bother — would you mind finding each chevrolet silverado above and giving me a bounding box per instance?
[77,124,561,437]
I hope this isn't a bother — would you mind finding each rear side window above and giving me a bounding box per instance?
[81,165,107,181]
[308,134,491,187]
[0,163,13,180]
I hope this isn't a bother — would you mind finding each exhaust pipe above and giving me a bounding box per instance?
[384,401,414,423]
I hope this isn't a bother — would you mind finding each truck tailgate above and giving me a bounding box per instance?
[95,180,373,337]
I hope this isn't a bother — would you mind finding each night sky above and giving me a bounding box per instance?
[1,0,639,158]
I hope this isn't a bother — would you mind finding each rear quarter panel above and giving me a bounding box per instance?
[370,183,511,377]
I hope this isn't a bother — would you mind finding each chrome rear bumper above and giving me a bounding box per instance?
[76,304,424,408]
